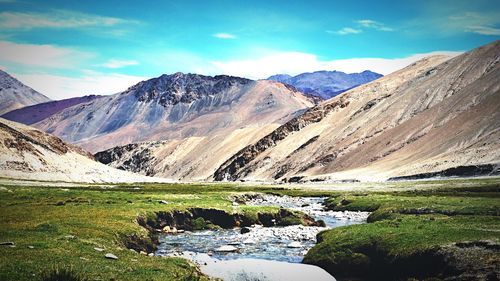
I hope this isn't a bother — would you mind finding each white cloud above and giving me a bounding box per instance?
[329,20,393,36]
[12,71,147,100]
[213,33,236,39]
[209,50,462,79]
[465,25,500,35]
[330,27,362,35]
[100,59,138,69]
[356,19,394,31]
[0,9,135,29]
[448,12,500,36]
[0,40,93,68]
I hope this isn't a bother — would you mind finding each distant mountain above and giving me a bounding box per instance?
[0,70,51,115]
[0,118,163,183]
[32,73,314,180]
[2,95,102,125]
[267,74,292,82]
[214,41,500,182]
[267,70,383,99]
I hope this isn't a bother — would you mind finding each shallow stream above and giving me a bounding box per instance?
[156,195,369,263]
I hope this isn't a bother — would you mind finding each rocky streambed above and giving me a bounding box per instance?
[155,194,370,280]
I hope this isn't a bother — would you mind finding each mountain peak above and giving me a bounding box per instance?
[0,69,51,115]
[130,72,252,106]
[267,69,383,99]
[0,69,27,89]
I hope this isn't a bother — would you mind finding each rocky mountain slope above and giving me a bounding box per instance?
[0,118,163,183]
[0,70,51,115]
[214,41,500,182]
[1,95,102,125]
[34,73,313,154]
[268,70,382,99]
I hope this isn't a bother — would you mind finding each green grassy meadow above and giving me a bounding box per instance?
[0,178,499,280]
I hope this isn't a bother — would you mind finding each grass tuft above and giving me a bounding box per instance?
[41,266,87,281]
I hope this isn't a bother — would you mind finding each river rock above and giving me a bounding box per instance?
[240,227,251,234]
[105,253,118,260]
[215,245,238,252]
[159,200,168,204]
[287,241,303,248]
[28,246,34,249]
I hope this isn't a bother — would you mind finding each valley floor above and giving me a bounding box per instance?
[0,177,499,280]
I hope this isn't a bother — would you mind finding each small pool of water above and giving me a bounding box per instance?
[156,195,369,263]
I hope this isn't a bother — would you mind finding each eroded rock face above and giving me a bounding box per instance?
[304,239,500,280]
[137,207,322,233]
[388,164,500,181]
[94,143,156,175]
[213,98,350,181]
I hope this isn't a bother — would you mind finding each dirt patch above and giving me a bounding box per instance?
[120,233,158,254]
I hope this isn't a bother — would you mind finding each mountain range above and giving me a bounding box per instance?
[267,70,383,99]
[1,95,101,125]
[0,41,498,183]
[0,70,51,115]
[214,41,500,182]
[31,73,314,155]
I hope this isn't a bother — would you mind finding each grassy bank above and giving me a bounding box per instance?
[304,178,500,280]
[0,182,307,281]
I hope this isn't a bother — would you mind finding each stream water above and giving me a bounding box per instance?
[156,195,369,263]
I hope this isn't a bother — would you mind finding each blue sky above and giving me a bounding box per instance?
[0,0,499,99]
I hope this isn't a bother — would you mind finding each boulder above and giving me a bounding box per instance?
[105,253,118,260]
[240,227,251,234]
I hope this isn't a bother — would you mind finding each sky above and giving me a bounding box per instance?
[0,0,499,99]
